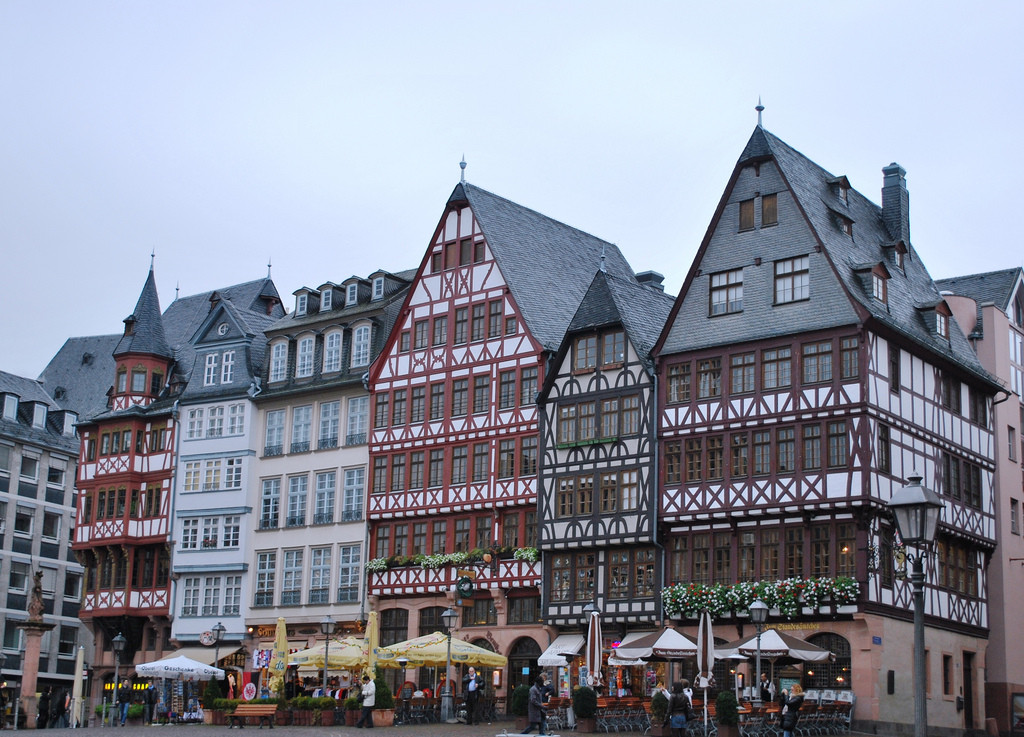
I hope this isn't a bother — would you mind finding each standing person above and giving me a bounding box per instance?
[520,675,546,735]
[779,683,804,737]
[49,688,66,728]
[144,682,158,725]
[118,680,132,726]
[759,673,776,703]
[665,682,691,737]
[36,687,50,729]
[463,666,484,725]
[355,674,375,729]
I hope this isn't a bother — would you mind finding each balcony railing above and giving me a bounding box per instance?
[309,588,329,604]
[181,606,198,617]
[345,432,366,446]
[259,516,278,530]
[202,483,221,492]
[281,590,301,606]
[286,515,305,528]
[341,509,363,522]
[264,445,283,457]
[223,604,240,615]
[290,441,310,454]
[337,586,359,602]
[318,435,339,450]
[313,512,333,525]
[254,591,273,607]
[202,605,219,616]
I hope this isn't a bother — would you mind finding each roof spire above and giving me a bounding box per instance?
[600,245,607,273]
[175,281,180,300]
[756,97,765,127]
[267,257,272,278]
[460,155,467,183]
[150,249,156,271]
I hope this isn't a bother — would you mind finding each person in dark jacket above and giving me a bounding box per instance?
[463,667,484,725]
[779,683,805,737]
[50,688,68,728]
[37,688,51,729]
[665,681,692,737]
[521,675,546,734]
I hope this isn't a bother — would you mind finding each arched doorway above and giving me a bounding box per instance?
[509,637,541,690]
[804,632,852,691]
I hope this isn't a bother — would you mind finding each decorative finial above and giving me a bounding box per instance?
[460,155,467,183]
[756,97,765,127]
[150,249,156,270]
[175,282,180,300]
[267,257,272,278]
[599,245,607,273]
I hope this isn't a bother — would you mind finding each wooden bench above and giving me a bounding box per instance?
[227,703,278,729]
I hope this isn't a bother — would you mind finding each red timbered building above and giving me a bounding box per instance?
[367,181,640,692]
[653,127,1001,734]
[536,268,673,638]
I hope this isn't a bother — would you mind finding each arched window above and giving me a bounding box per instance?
[295,336,314,378]
[509,637,541,690]
[269,342,288,382]
[804,632,851,691]
[352,325,371,367]
[323,331,343,373]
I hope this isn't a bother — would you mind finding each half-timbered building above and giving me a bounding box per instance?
[367,181,639,693]
[653,126,1001,734]
[72,268,283,696]
[249,269,411,657]
[935,268,1024,735]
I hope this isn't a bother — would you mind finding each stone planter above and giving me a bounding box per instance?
[514,715,530,731]
[372,708,395,727]
[576,716,597,733]
[345,709,359,726]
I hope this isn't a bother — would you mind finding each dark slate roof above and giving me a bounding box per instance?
[114,268,173,359]
[0,370,78,453]
[37,335,120,420]
[454,183,637,351]
[662,126,992,385]
[935,268,1022,312]
[567,270,675,375]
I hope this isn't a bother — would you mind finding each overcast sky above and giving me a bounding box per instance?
[2,1,1021,379]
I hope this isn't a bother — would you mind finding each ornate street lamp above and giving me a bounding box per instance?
[112,632,126,728]
[441,607,458,723]
[888,473,943,737]
[749,599,768,707]
[212,622,226,671]
[320,615,336,693]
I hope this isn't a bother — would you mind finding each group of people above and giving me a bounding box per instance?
[35,687,70,729]
[760,673,805,737]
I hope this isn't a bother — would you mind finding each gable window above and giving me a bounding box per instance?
[774,256,810,304]
[969,389,987,427]
[488,301,503,338]
[451,379,468,416]
[575,336,597,371]
[739,198,755,231]
[840,337,859,379]
[941,376,962,415]
[414,320,429,349]
[203,354,218,386]
[296,337,314,378]
[372,277,384,300]
[710,269,743,315]
[667,363,691,403]
[296,294,307,315]
[433,316,448,346]
[346,283,358,305]
[602,331,625,365]
[321,289,332,311]
[351,325,371,367]
[697,358,721,399]
[837,215,853,235]
[220,350,235,384]
[323,331,342,373]
[761,193,778,226]
[269,342,287,382]
[802,341,833,384]
[471,304,486,341]
[936,311,949,338]
[889,347,901,393]
[454,308,468,344]
[872,273,887,302]
[730,352,755,394]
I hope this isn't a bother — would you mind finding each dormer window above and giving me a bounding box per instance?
[347,284,358,306]
[131,369,147,393]
[32,404,47,429]
[321,289,333,311]
[372,277,385,300]
[296,294,308,316]
[116,369,127,393]
[836,214,853,236]
[3,396,17,421]
[937,311,949,338]
[1014,295,1024,328]
[828,175,850,204]
[221,351,235,384]
[204,354,218,386]
[872,273,887,303]
[269,342,288,382]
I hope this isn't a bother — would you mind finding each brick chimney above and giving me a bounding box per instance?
[882,162,910,244]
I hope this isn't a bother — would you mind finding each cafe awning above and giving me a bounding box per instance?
[538,634,585,667]
[151,645,243,666]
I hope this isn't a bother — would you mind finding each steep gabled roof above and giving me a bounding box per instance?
[0,370,78,453]
[935,268,1023,313]
[38,334,120,419]
[453,183,637,351]
[114,268,172,359]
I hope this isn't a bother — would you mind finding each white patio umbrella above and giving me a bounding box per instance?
[716,628,832,683]
[696,611,716,731]
[136,654,225,681]
[585,607,603,688]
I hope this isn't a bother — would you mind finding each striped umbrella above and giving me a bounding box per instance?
[585,607,603,688]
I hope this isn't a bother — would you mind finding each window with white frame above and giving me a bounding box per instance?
[346,397,368,444]
[346,283,358,305]
[310,547,331,604]
[314,471,335,524]
[58,625,77,657]
[202,517,219,547]
[32,404,47,428]
[227,403,245,435]
[260,479,280,528]
[9,561,30,591]
[710,269,744,315]
[64,573,81,600]
[338,544,361,602]
[265,410,285,454]
[203,576,221,616]
[343,468,365,521]
[42,511,61,540]
[187,409,204,440]
[291,405,312,452]
[296,336,314,378]
[352,325,371,367]
[221,351,235,384]
[254,553,275,607]
[207,406,225,437]
[183,462,201,492]
[182,577,200,616]
[46,461,66,487]
[287,476,307,526]
[319,400,340,449]
[181,518,199,549]
[323,331,342,373]
[222,515,240,548]
[281,549,303,605]
[372,277,384,300]
[296,293,307,315]
[14,506,33,536]
[224,457,242,489]
[19,456,38,481]
[774,255,810,304]
[204,354,218,386]
[321,289,332,311]
[269,342,287,382]
[224,575,241,615]
[203,459,222,491]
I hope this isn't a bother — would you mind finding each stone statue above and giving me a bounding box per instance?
[28,571,44,620]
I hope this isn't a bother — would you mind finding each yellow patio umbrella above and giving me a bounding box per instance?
[269,617,289,693]
[364,611,379,677]
[375,632,508,668]
[289,636,368,669]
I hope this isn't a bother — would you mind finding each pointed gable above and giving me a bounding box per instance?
[114,268,172,359]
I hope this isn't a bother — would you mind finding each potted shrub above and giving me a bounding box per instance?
[511,684,530,731]
[572,686,598,733]
[372,671,396,726]
[649,691,669,736]
[202,678,223,724]
[313,696,336,726]
[714,690,740,737]
[344,695,360,726]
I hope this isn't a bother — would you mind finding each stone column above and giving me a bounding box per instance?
[18,621,56,729]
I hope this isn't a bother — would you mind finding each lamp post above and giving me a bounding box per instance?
[320,615,336,693]
[212,622,226,672]
[749,599,768,707]
[888,473,943,737]
[111,632,126,728]
[441,607,458,723]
